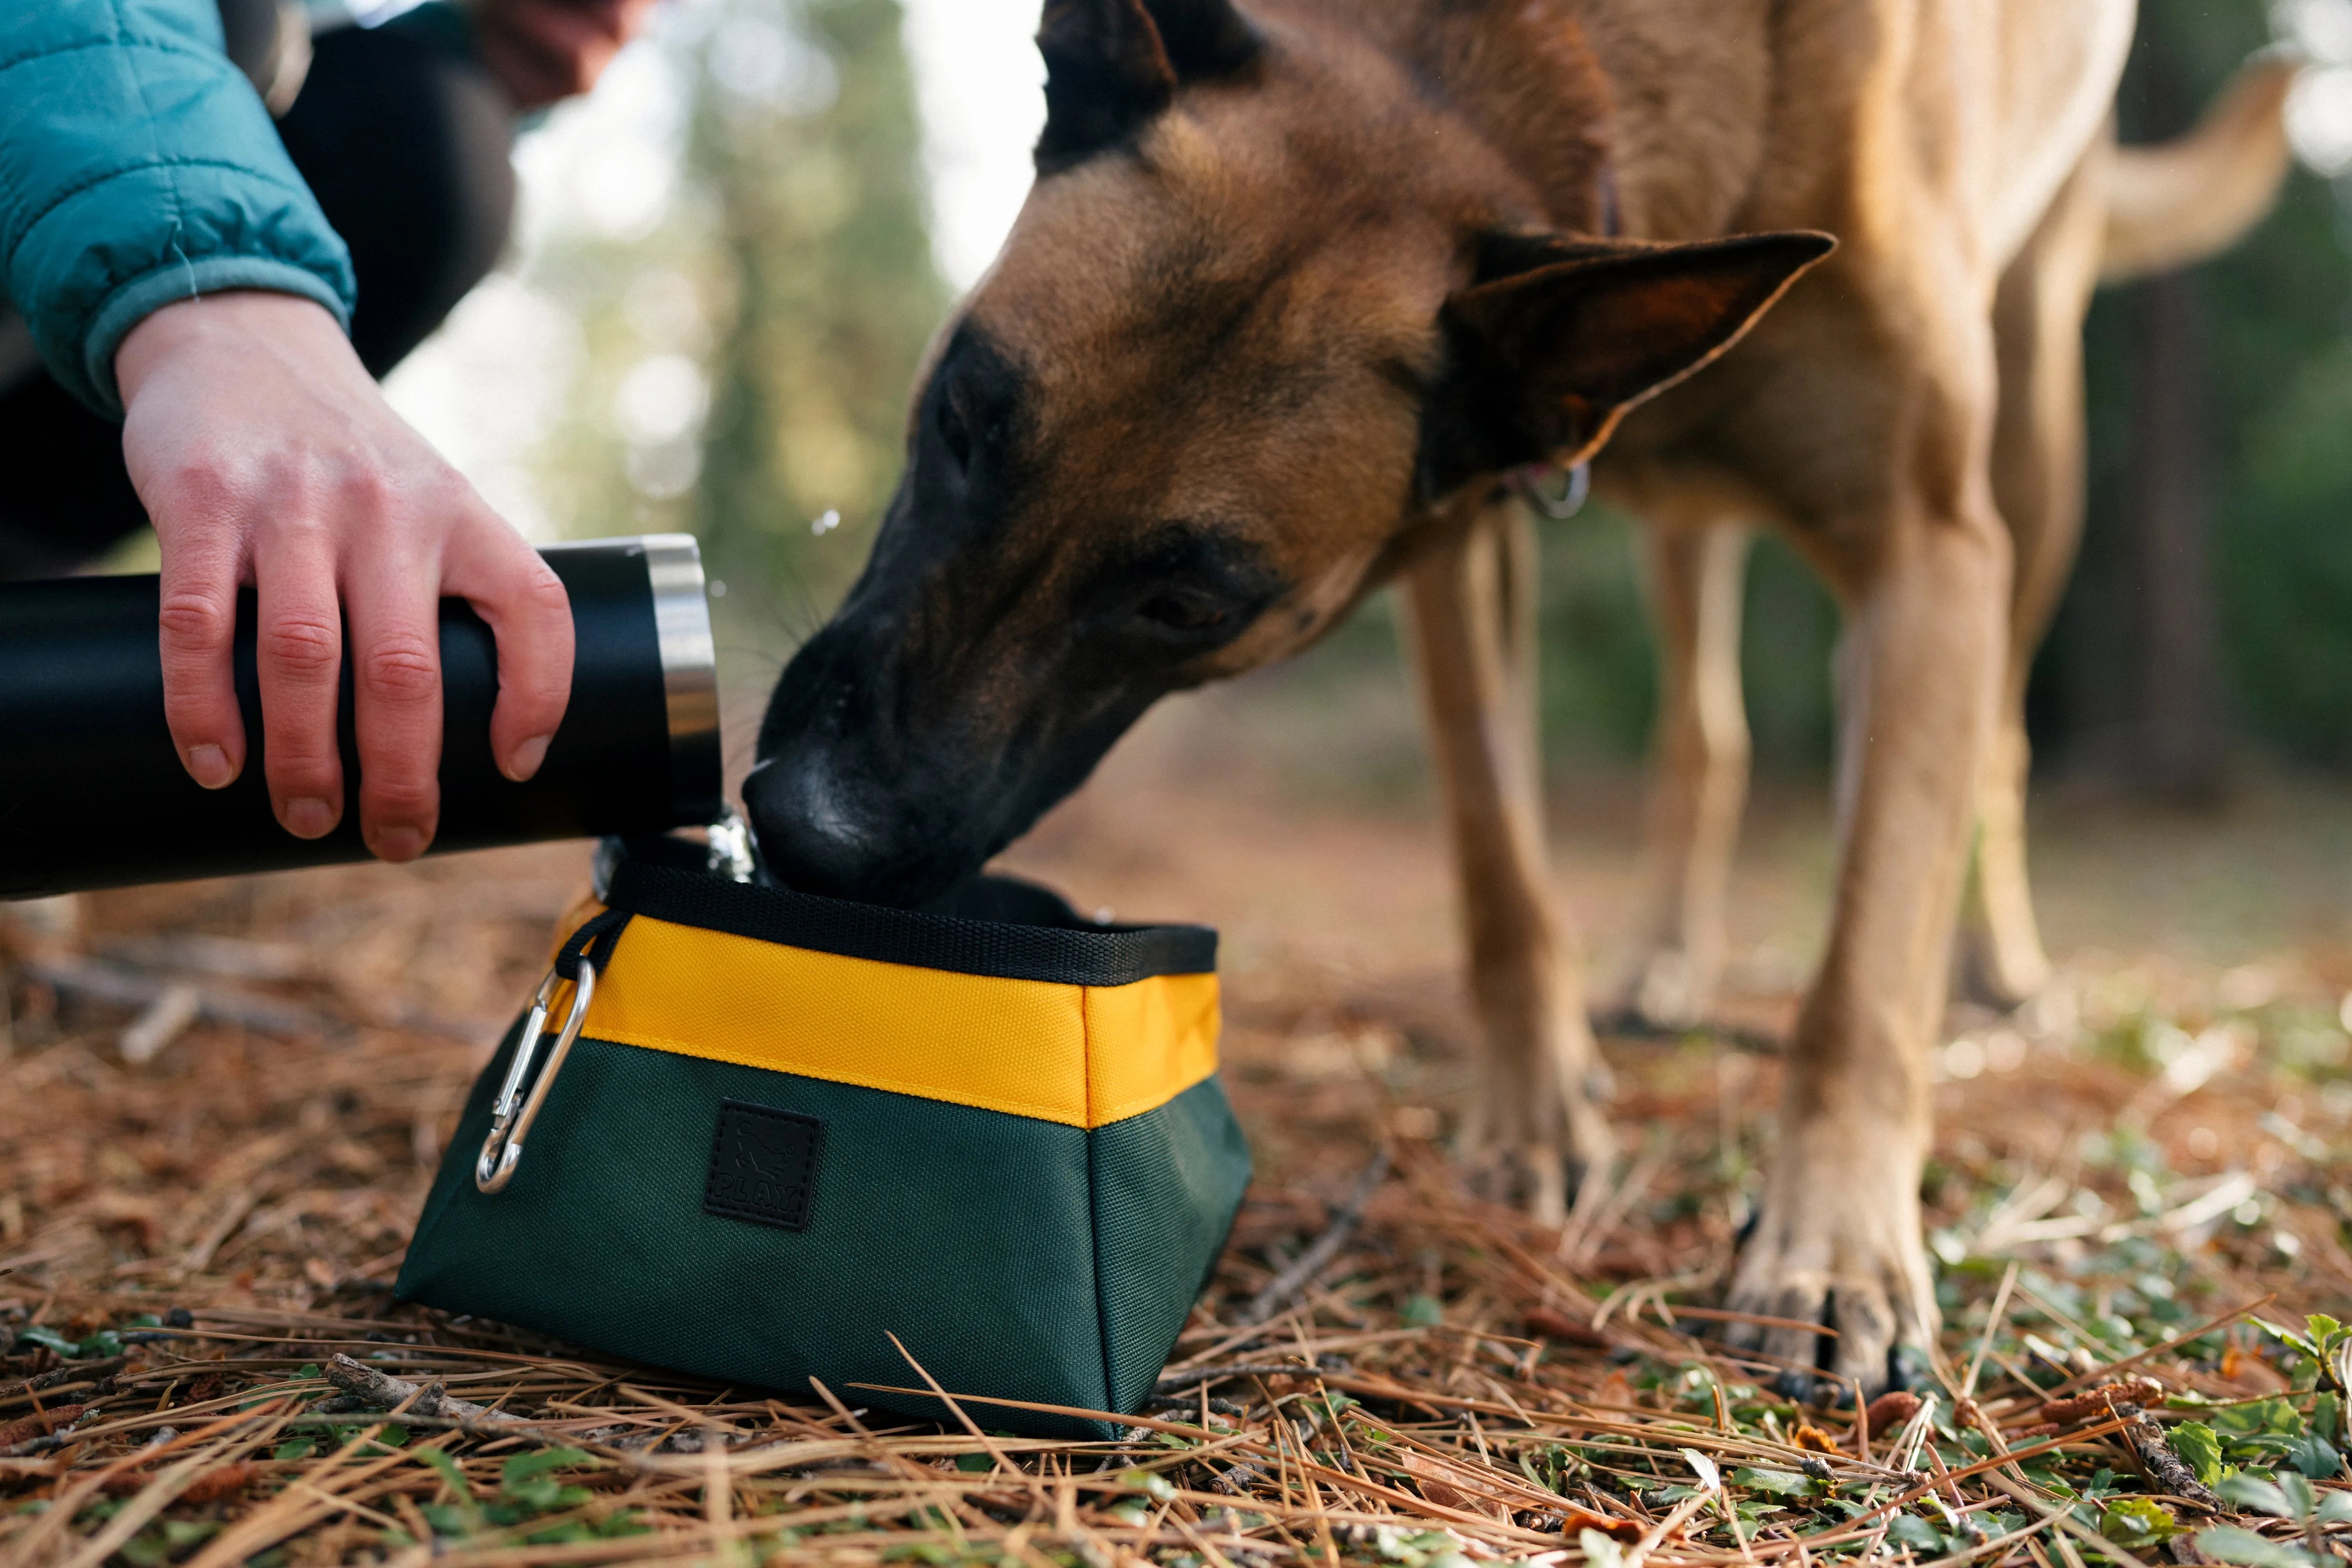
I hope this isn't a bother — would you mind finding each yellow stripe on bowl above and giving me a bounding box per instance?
[573,914,1219,1129]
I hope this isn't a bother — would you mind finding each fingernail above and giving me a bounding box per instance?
[187,744,235,789]
[505,733,554,782]
[284,797,337,839]
[371,826,427,863]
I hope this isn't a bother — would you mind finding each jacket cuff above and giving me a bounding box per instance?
[77,257,352,419]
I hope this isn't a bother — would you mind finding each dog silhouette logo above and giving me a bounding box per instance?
[704,1101,823,1231]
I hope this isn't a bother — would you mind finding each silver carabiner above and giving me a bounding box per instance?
[475,956,597,1194]
[1510,460,1591,520]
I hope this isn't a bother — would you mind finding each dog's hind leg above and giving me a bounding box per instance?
[1403,499,1614,1222]
[1613,519,1753,1030]
[1959,149,2107,1012]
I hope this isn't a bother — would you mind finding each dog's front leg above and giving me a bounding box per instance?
[1402,501,1613,1222]
[1725,499,2011,1395]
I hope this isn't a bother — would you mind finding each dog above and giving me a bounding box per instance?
[745,0,2284,1394]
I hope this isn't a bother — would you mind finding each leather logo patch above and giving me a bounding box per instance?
[704,1101,822,1231]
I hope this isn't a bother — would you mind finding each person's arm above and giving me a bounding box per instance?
[0,0,352,415]
[1,0,574,859]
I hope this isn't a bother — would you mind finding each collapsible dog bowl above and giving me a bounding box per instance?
[396,840,1250,1438]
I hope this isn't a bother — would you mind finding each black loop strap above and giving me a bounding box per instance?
[556,908,634,981]
[597,860,1216,986]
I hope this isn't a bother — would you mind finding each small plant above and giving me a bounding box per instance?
[2197,1470,2352,1568]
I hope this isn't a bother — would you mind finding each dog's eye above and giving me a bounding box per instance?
[1137,591,1229,633]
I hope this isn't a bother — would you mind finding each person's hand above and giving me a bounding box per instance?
[472,0,662,111]
[116,290,574,861]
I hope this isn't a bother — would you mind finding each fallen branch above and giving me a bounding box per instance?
[2111,1400,2223,1512]
[25,959,321,1039]
[0,1358,127,1406]
[320,1353,517,1424]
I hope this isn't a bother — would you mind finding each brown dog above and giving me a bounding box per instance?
[748,0,2257,1393]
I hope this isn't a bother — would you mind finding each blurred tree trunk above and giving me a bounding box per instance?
[691,0,948,641]
[2124,271,2225,801]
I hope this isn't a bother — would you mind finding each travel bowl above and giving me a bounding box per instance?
[396,839,1250,1438]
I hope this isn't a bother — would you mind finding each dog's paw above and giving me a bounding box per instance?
[1953,920,2051,1016]
[1458,1082,1615,1226]
[1720,1117,1938,1401]
[1612,945,1718,1032]
[1458,1135,1602,1224]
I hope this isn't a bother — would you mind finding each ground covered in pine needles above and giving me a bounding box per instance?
[6,761,2352,1568]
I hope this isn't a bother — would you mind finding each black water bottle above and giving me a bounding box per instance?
[0,535,722,898]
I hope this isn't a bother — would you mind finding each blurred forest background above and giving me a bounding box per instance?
[416,0,2352,797]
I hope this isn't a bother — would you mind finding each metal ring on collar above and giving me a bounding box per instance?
[1510,460,1591,520]
[475,957,599,1194]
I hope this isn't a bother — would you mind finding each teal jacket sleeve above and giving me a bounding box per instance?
[0,0,356,417]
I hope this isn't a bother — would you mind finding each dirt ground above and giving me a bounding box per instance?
[5,657,2352,1564]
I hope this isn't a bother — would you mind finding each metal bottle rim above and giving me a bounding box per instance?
[546,533,720,824]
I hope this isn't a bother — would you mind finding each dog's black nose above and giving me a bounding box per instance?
[742,753,902,902]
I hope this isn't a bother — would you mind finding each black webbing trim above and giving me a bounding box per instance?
[602,862,1216,986]
[557,908,634,980]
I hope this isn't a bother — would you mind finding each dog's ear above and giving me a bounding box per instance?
[1035,0,1262,173]
[1417,231,1836,504]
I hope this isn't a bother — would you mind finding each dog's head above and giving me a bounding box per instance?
[747,0,1829,905]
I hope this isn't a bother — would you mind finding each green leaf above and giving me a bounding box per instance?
[2285,1433,2343,1480]
[2217,1399,2307,1439]
[501,1475,590,1514]
[501,1447,592,1491]
[16,1326,74,1356]
[415,1445,482,1534]
[2260,1321,2320,1359]
[1403,1295,1444,1327]
[2313,1491,2352,1527]
[1888,1514,1945,1552]
[2193,1526,2328,1568]
[2307,1315,2343,1350]
[1731,1467,1818,1498]
[2315,1393,2344,1445]
[496,1447,595,1514]
[418,1504,473,1538]
[2100,1498,2181,1546]
[955,1452,992,1473]
[2217,1474,2293,1517]
[418,1446,468,1494]
[115,1518,222,1568]
[294,1364,321,1382]
[272,1439,315,1462]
